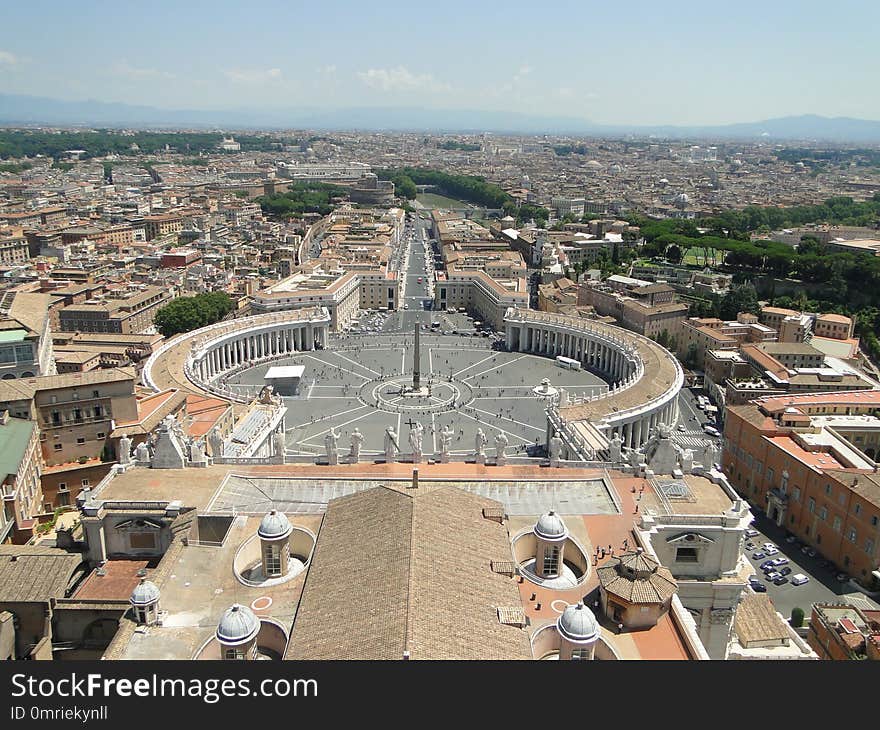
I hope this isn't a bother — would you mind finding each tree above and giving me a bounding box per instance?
[154,292,234,337]
[684,343,699,367]
[790,607,805,628]
[666,244,682,264]
[718,283,759,321]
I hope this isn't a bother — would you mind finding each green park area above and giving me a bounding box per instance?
[416,192,471,209]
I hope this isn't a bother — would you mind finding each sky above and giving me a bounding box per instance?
[0,0,878,126]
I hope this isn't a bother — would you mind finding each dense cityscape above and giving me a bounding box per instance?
[1,123,878,665]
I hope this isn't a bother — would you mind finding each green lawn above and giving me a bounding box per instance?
[681,246,720,267]
[416,193,471,209]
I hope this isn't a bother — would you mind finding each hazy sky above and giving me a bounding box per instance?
[1,0,878,125]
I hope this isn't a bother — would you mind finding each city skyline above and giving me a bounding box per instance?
[1,0,879,127]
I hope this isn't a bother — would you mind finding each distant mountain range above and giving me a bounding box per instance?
[2,92,880,142]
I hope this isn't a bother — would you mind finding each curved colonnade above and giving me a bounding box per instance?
[143,306,332,403]
[503,308,683,456]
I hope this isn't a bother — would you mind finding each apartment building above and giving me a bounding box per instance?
[435,268,529,329]
[807,603,880,660]
[0,228,30,265]
[0,292,56,379]
[143,214,184,241]
[538,277,579,313]
[577,276,688,338]
[58,287,171,334]
[723,391,880,588]
[0,413,43,544]
[0,368,138,510]
[677,314,776,369]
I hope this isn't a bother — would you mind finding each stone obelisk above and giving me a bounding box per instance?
[413,322,421,390]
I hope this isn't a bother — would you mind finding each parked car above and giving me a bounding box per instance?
[773,576,789,585]
[752,551,766,560]
[780,567,792,576]
[765,547,780,556]
[785,535,798,544]
[836,572,849,582]
[745,529,759,538]
[801,545,811,555]
[791,574,810,586]
[703,425,721,437]
[807,549,817,558]
[772,557,789,567]
[759,560,776,570]
[678,424,687,432]
[762,542,776,550]
[766,571,782,581]
[750,581,767,593]
[745,542,756,551]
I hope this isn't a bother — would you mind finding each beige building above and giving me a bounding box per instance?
[0,368,138,510]
[0,292,56,379]
[58,287,171,335]
[577,277,688,338]
[0,413,43,543]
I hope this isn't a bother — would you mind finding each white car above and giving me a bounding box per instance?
[790,574,809,586]
[703,425,721,437]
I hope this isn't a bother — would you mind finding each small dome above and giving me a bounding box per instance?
[534,510,567,540]
[258,510,292,540]
[557,602,600,643]
[129,577,160,606]
[216,604,260,645]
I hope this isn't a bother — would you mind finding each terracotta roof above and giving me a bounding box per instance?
[285,485,532,660]
[734,593,790,646]
[597,550,677,604]
[0,545,82,602]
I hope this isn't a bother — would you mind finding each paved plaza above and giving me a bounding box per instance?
[225,332,609,458]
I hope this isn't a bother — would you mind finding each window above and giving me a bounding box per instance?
[58,491,70,507]
[53,443,62,451]
[833,516,842,532]
[855,503,862,516]
[542,545,560,576]
[571,648,590,660]
[264,544,281,576]
[839,493,847,506]
[848,527,857,543]
[675,547,699,563]
[825,484,832,496]
[819,506,827,521]
[58,482,67,490]
[767,468,774,483]
[76,437,85,444]
[224,648,244,660]
[866,538,875,555]
[94,406,103,418]
[93,390,99,398]
[808,497,815,514]
[96,432,105,439]
[792,487,801,502]
[873,516,879,527]
[81,479,90,487]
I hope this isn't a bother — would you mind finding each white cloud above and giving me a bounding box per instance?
[224,68,283,84]
[0,50,18,65]
[316,65,336,75]
[113,61,175,80]
[357,66,450,93]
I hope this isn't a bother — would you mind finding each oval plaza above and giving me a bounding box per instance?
[144,304,682,462]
